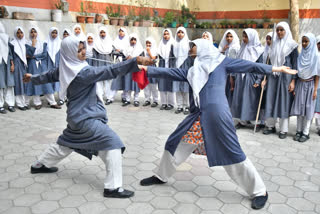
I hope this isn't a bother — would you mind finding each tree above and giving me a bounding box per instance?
[289,0,299,42]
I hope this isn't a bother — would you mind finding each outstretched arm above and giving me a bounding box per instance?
[24,67,59,84]
[226,58,297,76]
[139,65,188,82]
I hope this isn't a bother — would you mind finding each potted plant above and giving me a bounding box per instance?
[134,17,140,27]
[262,17,271,28]
[249,20,257,28]
[106,5,119,25]
[163,11,174,28]
[139,8,151,27]
[115,5,125,26]
[127,7,136,27]
[76,2,86,23]
[220,20,228,29]
[52,0,63,22]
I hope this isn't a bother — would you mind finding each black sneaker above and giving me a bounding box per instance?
[235,123,245,129]
[160,104,167,110]
[175,108,183,114]
[183,107,190,115]
[103,188,134,198]
[279,132,287,139]
[293,131,302,141]
[121,98,126,103]
[0,107,7,114]
[318,129,320,136]
[140,176,166,186]
[165,104,174,110]
[31,165,58,174]
[8,106,15,112]
[105,99,113,105]
[251,192,268,210]
[18,106,26,111]
[134,101,140,107]
[298,134,310,143]
[263,127,276,135]
[254,124,264,132]
[143,101,151,106]
[151,102,158,108]
[58,100,64,106]
[122,101,130,107]
[25,105,31,110]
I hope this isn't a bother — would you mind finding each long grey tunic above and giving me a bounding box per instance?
[30,58,140,159]
[172,55,190,93]
[158,45,175,92]
[231,55,263,121]
[315,88,320,113]
[147,57,273,167]
[0,42,14,89]
[264,48,298,119]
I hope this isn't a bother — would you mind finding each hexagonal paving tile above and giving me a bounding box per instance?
[173,203,201,214]
[173,181,197,192]
[59,195,87,207]
[196,198,223,210]
[217,192,244,203]
[126,203,154,214]
[79,202,107,214]
[13,194,41,206]
[31,201,59,214]
[220,204,249,214]
[194,186,219,197]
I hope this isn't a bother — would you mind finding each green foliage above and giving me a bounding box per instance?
[163,11,174,25]
[106,5,121,17]
[54,0,63,10]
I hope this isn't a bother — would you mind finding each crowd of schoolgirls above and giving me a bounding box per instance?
[0,21,319,142]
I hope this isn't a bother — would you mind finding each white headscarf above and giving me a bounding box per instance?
[62,28,71,38]
[187,39,226,107]
[59,36,88,99]
[72,24,86,41]
[0,22,9,64]
[158,28,174,68]
[202,31,213,43]
[263,32,273,64]
[46,27,61,64]
[298,33,320,79]
[27,26,43,55]
[270,22,298,67]
[86,33,94,58]
[113,27,129,52]
[10,26,27,66]
[218,30,241,58]
[174,27,190,68]
[94,26,113,55]
[144,37,157,58]
[125,33,144,57]
[238,28,264,62]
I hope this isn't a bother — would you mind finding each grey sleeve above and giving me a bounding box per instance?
[147,66,188,82]
[31,68,59,85]
[226,58,273,75]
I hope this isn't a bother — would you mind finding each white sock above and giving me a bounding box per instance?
[32,161,43,168]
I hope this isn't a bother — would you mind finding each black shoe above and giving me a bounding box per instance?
[35,105,42,110]
[151,102,158,108]
[18,106,26,111]
[235,123,245,129]
[0,107,7,114]
[263,127,276,135]
[165,104,174,110]
[298,134,310,143]
[105,99,113,105]
[25,105,31,110]
[50,104,62,109]
[183,107,190,115]
[140,176,166,186]
[318,130,320,136]
[122,101,130,107]
[279,132,287,139]
[134,101,140,107]
[31,165,58,174]
[58,100,64,106]
[121,98,126,103]
[160,104,167,110]
[293,131,302,141]
[175,108,183,114]
[251,192,268,210]
[8,106,15,112]
[143,101,151,106]
[103,188,134,198]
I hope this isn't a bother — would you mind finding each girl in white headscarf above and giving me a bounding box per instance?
[314,35,320,136]
[142,37,159,107]
[173,27,191,114]
[10,26,28,110]
[25,27,60,110]
[72,24,86,41]
[231,28,265,130]
[263,22,299,139]
[0,22,15,113]
[93,26,114,104]
[157,29,175,110]
[86,33,94,65]
[109,27,130,105]
[119,33,143,107]
[62,28,71,39]
[290,33,320,142]
[219,29,241,107]
[25,36,146,199]
[202,31,213,43]
[263,32,273,64]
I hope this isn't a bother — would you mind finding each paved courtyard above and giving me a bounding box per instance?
[0,96,320,214]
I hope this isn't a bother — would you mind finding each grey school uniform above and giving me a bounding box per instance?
[92,49,112,67]
[9,43,35,96]
[290,79,316,120]
[158,45,175,92]
[172,55,190,93]
[0,43,14,89]
[231,55,263,121]
[264,48,298,119]
[30,58,140,159]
